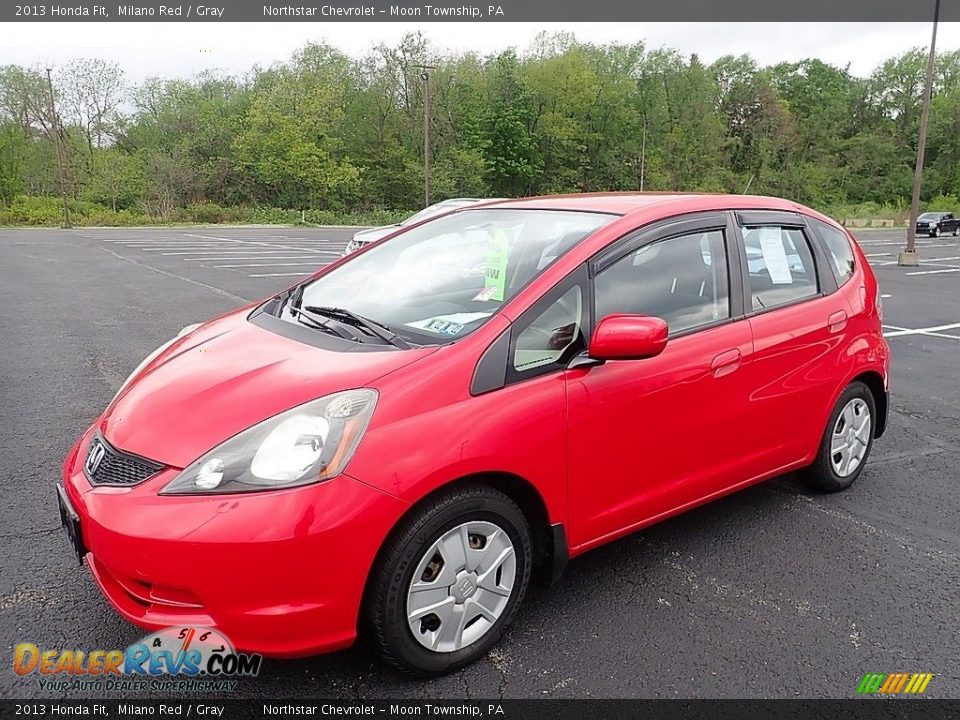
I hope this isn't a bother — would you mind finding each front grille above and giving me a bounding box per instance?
[84,435,164,487]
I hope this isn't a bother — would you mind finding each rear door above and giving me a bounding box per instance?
[733,210,845,476]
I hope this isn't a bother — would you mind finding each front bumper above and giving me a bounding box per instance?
[61,427,408,657]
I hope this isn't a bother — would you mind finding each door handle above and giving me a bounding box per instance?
[711,349,741,378]
[828,310,848,333]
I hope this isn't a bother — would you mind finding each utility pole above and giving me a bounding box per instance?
[899,0,940,266]
[45,68,72,229]
[639,117,646,192]
[414,65,435,208]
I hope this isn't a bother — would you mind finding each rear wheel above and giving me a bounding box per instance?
[801,382,876,492]
[365,484,532,676]
[931,226,940,237]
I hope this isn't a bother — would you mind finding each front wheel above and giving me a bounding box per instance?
[801,382,876,492]
[930,226,940,237]
[364,484,532,676]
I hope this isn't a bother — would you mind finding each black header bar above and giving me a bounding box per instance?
[2,0,957,22]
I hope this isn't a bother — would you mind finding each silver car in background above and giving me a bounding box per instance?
[343,198,502,255]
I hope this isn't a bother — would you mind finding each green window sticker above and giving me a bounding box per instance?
[483,230,509,302]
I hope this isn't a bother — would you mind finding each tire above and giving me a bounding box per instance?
[364,483,533,676]
[801,381,876,493]
[930,226,939,237]
[953,226,959,237]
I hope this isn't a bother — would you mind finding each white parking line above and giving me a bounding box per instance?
[883,322,960,338]
[188,256,321,262]
[213,262,326,268]
[874,259,960,268]
[94,240,203,245]
[248,272,322,278]
[133,246,249,252]
[905,267,960,276]
[184,233,337,256]
[89,238,235,245]
[160,249,341,256]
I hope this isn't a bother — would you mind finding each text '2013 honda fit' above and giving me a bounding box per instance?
[59,193,889,675]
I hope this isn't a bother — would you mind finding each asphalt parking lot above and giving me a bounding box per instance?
[1,225,959,699]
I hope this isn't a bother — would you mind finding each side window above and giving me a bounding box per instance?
[594,229,730,335]
[512,285,584,372]
[813,219,855,286]
[742,226,818,311]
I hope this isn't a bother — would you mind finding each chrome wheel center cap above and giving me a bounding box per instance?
[450,572,478,603]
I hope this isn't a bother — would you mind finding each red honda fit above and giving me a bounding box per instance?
[59,194,889,675]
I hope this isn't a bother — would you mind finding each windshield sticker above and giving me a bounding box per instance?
[406,312,492,335]
[482,230,509,302]
[758,227,793,285]
[472,285,498,302]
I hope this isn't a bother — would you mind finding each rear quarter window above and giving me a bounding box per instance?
[813,219,855,286]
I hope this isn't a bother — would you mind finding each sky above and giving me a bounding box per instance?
[1,22,958,80]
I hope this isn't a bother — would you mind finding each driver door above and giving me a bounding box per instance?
[564,215,755,550]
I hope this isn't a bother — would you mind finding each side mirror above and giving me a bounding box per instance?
[588,314,669,361]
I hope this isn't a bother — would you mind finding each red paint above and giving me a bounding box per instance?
[589,315,669,360]
[62,193,889,657]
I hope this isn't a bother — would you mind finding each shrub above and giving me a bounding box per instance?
[0,194,414,228]
[925,195,959,212]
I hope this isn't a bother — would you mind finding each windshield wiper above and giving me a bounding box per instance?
[302,305,411,350]
[292,305,365,343]
[283,285,363,342]
[288,283,305,311]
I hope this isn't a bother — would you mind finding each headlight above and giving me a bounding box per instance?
[160,389,378,495]
[111,324,201,404]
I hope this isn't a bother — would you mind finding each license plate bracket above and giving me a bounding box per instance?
[57,484,87,566]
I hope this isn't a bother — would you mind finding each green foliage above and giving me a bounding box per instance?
[1,36,959,226]
[926,194,960,212]
[0,195,145,226]
[0,124,26,204]
[0,195,410,227]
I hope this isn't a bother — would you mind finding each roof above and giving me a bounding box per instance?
[483,192,809,216]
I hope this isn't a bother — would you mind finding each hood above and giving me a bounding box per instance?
[100,310,436,468]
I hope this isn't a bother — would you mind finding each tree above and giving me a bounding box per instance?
[82,148,143,211]
[58,58,125,169]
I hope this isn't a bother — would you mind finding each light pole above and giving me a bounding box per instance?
[639,116,646,192]
[414,65,435,209]
[45,67,72,229]
[899,0,940,266]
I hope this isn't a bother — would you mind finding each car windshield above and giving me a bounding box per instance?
[402,200,475,226]
[291,209,615,344]
[918,212,943,221]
